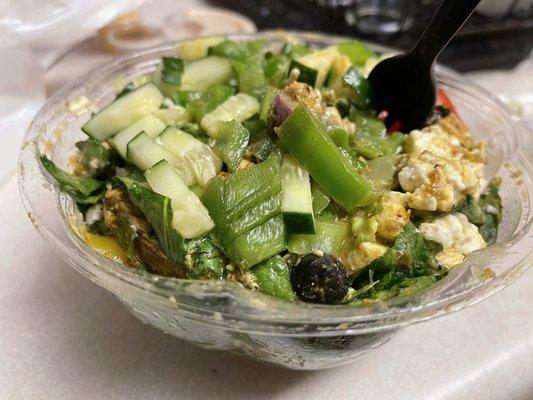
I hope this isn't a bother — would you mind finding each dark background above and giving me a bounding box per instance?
[208,0,533,71]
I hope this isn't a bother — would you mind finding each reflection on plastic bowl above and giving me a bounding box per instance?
[163,7,256,38]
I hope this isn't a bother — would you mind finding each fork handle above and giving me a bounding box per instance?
[411,0,481,65]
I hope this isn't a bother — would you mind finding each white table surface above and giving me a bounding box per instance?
[1,3,533,399]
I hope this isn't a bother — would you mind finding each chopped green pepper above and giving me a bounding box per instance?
[251,256,295,301]
[214,120,250,172]
[277,105,372,211]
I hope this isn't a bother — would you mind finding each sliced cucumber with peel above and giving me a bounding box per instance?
[281,155,315,234]
[82,83,164,140]
[112,115,166,159]
[290,46,339,88]
[153,107,191,126]
[201,93,260,138]
[145,160,214,238]
[126,132,195,185]
[157,126,222,187]
[175,37,224,60]
[180,56,233,91]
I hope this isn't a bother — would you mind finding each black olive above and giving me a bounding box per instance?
[291,253,349,304]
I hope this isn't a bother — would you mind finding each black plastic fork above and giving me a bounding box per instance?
[367,0,482,132]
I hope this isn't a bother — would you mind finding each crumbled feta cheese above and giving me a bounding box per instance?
[374,191,411,242]
[404,125,460,159]
[339,242,388,275]
[419,213,486,256]
[397,151,484,212]
[485,205,499,215]
[405,122,486,164]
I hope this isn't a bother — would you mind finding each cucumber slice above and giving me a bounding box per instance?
[201,93,260,138]
[153,106,191,126]
[112,115,166,159]
[145,160,214,239]
[281,155,315,234]
[157,126,222,187]
[180,56,233,91]
[82,83,164,140]
[287,217,350,255]
[153,57,185,97]
[175,37,224,60]
[126,132,194,185]
[290,46,339,88]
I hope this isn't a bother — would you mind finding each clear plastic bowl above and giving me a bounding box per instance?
[19,32,533,370]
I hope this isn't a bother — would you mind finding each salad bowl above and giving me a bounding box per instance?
[19,31,533,369]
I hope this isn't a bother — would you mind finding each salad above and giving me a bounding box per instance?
[42,36,502,305]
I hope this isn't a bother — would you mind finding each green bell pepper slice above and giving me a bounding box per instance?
[277,105,372,211]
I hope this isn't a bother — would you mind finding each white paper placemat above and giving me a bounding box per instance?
[1,174,532,400]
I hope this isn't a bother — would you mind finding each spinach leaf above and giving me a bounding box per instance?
[182,237,225,279]
[478,178,502,244]
[118,177,184,264]
[375,221,442,274]
[353,222,445,300]
[40,156,104,204]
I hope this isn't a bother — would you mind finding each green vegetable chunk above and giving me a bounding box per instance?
[352,222,445,301]
[182,237,225,279]
[265,56,290,87]
[186,85,234,121]
[287,216,350,255]
[370,222,442,274]
[277,105,372,211]
[40,156,104,204]
[311,180,331,214]
[281,155,315,234]
[226,215,286,270]
[342,67,374,110]
[201,154,285,269]
[214,120,250,172]
[251,256,296,301]
[153,57,185,97]
[337,41,375,66]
